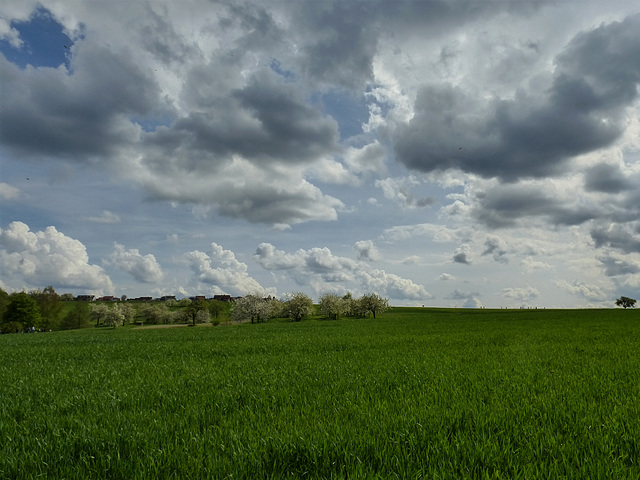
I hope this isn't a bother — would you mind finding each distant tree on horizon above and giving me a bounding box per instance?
[615,296,637,309]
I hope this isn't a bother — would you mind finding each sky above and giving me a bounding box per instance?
[1,0,640,308]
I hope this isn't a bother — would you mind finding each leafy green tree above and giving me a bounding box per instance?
[60,293,75,302]
[283,292,314,322]
[141,304,175,325]
[0,287,9,321]
[183,299,209,326]
[61,302,92,330]
[31,286,64,331]
[208,300,226,319]
[359,293,389,319]
[616,296,637,309]
[3,292,41,332]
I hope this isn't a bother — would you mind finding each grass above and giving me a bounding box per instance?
[1,307,640,478]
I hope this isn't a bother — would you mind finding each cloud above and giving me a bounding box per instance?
[471,182,597,229]
[0,5,346,227]
[359,269,432,300]
[185,242,271,296]
[446,289,480,300]
[584,162,634,193]
[0,221,113,292]
[503,286,540,302]
[354,240,379,261]
[343,141,387,177]
[138,157,345,226]
[393,14,640,181]
[482,235,508,263]
[376,176,436,209]
[0,40,161,160]
[453,244,471,264]
[105,243,163,283]
[0,182,20,200]
[255,242,430,300]
[439,273,455,281]
[596,252,640,277]
[382,223,462,243]
[591,222,640,254]
[520,257,553,273]
[554,279,608,301]
[86,210,121,224]
[445,289,483,308]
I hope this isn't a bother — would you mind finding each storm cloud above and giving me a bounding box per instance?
[394,14,640,181]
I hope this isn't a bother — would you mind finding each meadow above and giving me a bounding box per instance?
[1,307,639,479]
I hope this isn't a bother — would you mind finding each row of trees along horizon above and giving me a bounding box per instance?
[0,287,390,334]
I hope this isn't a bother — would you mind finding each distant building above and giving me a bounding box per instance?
[96,296,119,302]
[76,295,95,302]
[159,295,176,302]
[213,294,232,302]
[131,297,153,302]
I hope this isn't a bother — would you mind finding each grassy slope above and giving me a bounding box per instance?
[1,307,639,478]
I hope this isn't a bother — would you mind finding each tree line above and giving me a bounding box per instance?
[0,287,390,334]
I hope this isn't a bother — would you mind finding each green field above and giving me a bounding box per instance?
[1,307,639,479]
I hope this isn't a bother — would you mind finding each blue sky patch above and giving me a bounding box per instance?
[0,7,72,69]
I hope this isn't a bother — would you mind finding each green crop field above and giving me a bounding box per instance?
[1,307,640,479]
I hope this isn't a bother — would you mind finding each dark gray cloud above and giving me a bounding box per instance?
[0,43,161,160]
[453,244,471,264]
[290,0,551,91]
[591,223,640,254]
[394,14,640,181]
[144,73,339,171]
[597,253,640,277]
[294,1,378,90]
[584,163,634,193]
[472,184,597,229]
[482,236,508,263]
[135,4,199,65]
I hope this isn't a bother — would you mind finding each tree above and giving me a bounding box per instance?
[119,303,136,325]
[3,292,41,332]
[319,293,346,320]
[208,300,227,319]
[31,286,63,331]
[359,293,389,319]
[283,292,314,322]
[231,294,280,323]
[183,299,209,326]
[616,296,637,309]
[103,304,125,328]
[140,304,175,325]
[91,303,111,326]
[61,302,91,330]
[341,292,355,317]
[0,287,9,321]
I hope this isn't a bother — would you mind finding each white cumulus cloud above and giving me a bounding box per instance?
[105,243,163,283]
[0,221,113,293]
[185,242,272,297]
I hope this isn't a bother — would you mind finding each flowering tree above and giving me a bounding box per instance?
[283,292,314,322]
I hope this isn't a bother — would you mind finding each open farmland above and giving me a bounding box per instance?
[1,308,640,479]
